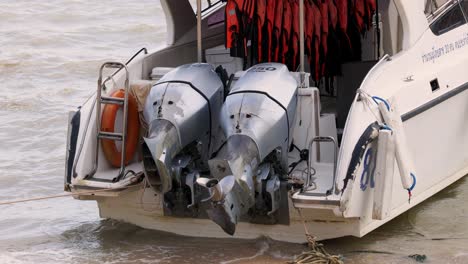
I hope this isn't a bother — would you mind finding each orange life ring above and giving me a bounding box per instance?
[101,89,140,167]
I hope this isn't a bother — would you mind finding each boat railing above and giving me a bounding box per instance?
[102,47,148,90]
[301,136,339,197]
[88,62,131,181]
[72,48,147,182]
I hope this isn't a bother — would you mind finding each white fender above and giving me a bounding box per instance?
[377,100,415,190]
[373,129,395,220]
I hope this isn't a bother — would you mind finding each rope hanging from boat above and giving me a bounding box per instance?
[288,208,344,264]
[0,188,118,206]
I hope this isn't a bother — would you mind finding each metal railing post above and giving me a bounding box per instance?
[197,0,203,63]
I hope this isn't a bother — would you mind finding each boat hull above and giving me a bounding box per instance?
[93,163,468,243]
[95,186,358,243]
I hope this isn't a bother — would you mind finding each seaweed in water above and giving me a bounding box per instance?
[408,254,427,263]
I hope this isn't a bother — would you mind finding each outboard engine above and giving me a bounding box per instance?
[142,63,224,215]
[197,63,298,234]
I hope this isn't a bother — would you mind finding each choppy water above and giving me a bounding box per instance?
[1,1,468,263]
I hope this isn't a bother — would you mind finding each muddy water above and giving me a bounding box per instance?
[1,1,468,263]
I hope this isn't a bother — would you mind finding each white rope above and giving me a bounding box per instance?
[0,188,117,206]
[357,89,385,126]
[138,178,159,212]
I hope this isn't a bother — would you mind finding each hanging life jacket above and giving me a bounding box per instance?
[256,0,267,62]
[290,0,300,70]
[311,2,322,81]
[225,0,245,58]
[336,0,348,32]
[242,0,256,39]
[329,0,338,30]
[324,0,341,80]
[245,0,256,22]
[233,0,256,60]
[273,0,284,62]
[265,0,277,62]
[320,0,329,38]
[305,1,315,65]
[320,0,329,76]
[366,0,376,29]
[336,0,352,50]
[280,0,292,66]
[355,0,366,33]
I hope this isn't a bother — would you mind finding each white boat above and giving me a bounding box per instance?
[64,0,468,243]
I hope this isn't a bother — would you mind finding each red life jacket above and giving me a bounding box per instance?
[231,0,253,40]
[265,0,277,62]
[366,0,376,29]
[245,0,256,22]
[232,0,245,10]
[273,0,284,61]
[312,2,322,81]
[237,0,256,58]
[367,0,376,13]
[290,0,300,70]
[305,1,315,64]
[226,0,242,50]
[329,0,338,30]
[355,0,366,32]
[320,0,329,62]
[281,0,292,65]
[257,0,267,62]
[336,0,348,33]
[233,0,247,26]
[336,0,351,48]
[324,0,339,78]
[320,0,329,35]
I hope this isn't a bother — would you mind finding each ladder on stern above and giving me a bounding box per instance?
[90,62,131,181]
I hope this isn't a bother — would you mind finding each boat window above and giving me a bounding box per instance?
[426,0,452,16]
[459,0,468,15]
[190,0,223,15]
[430,2,466,35]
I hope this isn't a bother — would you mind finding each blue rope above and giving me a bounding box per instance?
[408,173,417,192]
[372,96,390,111]
[360,148,373,191]
[380,124,392,131]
